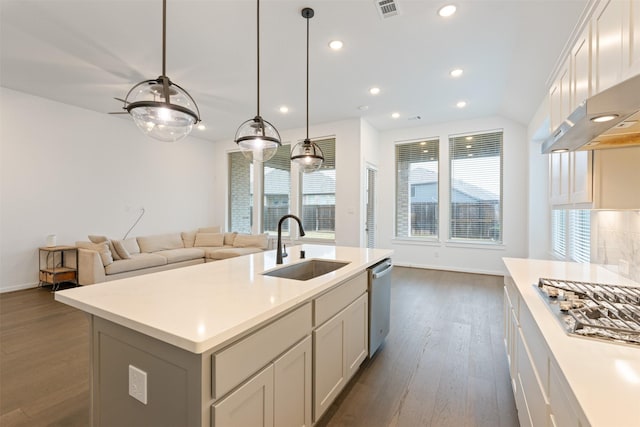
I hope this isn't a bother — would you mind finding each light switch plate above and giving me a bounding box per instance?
[128,365,147,404]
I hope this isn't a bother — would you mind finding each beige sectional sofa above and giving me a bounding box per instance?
[77,226,268,285]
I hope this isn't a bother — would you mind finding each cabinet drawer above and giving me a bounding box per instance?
[519,302,549,394]
[314,272,366,326]
[212,303,312,400]
[517,328,549,427]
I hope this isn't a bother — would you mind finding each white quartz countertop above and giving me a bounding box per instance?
[56,245,392,354]
[503,258,640,427]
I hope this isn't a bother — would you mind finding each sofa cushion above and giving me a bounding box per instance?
[155,248,205,264]
[104,253,167,275]
[233,233,268,250]
[111,239,131,259]
[181,230,197,248]
[88,235,120,260]
[205,247,263,260]
[122,237,140,255]
[224,232,238,246]
[198,226,221,233]
[195,232,224,247]
[137,233,184,253]
[77,241,114,266]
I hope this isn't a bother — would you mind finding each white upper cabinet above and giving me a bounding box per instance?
[593,0,626,93]
[625,0,640,77]
[549,58,571,133]
[571,25,592,109]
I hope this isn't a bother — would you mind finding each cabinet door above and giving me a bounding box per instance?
[626,0,640,77]
[570,151,592,204]
[593,0,625,93]
[274,336,312,427]
[549,152,570,205]
[344,294,368,380]
[571,25,591,110]
[549,58,570,132]
[313,311,346,422]
[213,365,274,427]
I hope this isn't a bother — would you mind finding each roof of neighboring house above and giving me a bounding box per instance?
[410,167,498,203]
[264,168,336,195]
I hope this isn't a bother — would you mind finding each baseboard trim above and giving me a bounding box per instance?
[393,262,504,277]
[1,282,39,294]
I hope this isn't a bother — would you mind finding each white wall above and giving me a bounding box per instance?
[377,116,529,275]
[210,118,364,247]
[0,88,217,292]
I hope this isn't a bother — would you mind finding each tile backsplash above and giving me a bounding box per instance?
[592,210,640,282]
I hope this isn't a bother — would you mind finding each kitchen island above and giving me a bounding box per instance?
[503,258,640,427]
[56,244,392,427]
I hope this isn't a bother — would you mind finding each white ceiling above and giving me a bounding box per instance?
[0,0,587,143]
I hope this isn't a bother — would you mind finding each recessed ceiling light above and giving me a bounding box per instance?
[552,148,569,153]
[369,87,381,95]
[197,124,206,131]
[438,4,457,17]
[456,100,467,108]
[329,40,343,50]
[450,68,463,78]
[279,106,289,113]
[391,112,400,119]
[591,114,618,123]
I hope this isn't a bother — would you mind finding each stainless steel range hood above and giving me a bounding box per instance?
[541,74,640,154]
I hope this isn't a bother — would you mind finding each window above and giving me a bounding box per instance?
[569,210,590,263]
[263,145,291,236]
[449,131,502,242]
[395,139,439,238]
[228,151,253,234]
[300,138,336,240]
[551,209,567,259]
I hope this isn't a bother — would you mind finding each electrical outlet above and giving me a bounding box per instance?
[128,365,147,404]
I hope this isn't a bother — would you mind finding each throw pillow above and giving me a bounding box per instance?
[122,237,140,254]
[111,240,131,260]
[88,235,120,260]
[224,232,238,246]
[233,233,268,249]
[181,230,197,248]
[198,226,221,233]
[194,232,224,247]
[77,241,114,266]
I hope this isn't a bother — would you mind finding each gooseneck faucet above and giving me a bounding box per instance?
[276,214,305,264]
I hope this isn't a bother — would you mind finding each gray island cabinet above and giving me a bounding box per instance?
[56,245,391,427]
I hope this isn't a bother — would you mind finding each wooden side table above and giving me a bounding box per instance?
[39,245,78,291]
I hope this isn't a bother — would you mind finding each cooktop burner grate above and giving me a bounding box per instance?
[535,278,640,347]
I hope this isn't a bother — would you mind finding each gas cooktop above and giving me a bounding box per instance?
[535,278,640,347]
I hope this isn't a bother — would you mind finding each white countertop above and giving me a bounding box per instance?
[56,245,392,354]
[503,258,640,427]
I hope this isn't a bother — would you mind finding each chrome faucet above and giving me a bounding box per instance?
[276,214,305,264]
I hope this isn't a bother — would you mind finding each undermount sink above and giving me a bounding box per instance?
[262,259,350,281]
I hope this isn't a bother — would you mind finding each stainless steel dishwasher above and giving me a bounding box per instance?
[368,258,392,357]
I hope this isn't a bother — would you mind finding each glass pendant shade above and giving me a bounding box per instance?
[291,139,324,173]
[125,77,200,142]
[235,116,281,162]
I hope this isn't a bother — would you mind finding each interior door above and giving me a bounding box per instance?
[365,167,377,248]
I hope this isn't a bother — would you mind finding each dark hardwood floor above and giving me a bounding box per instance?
[0,268,518,427]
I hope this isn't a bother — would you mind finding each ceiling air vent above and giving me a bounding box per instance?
[374,0,401,19]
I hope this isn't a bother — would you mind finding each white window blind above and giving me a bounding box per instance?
[395,139,439,238]
[569,210,591,263]
[551,209,566,259]
[263,145,291,236]
[301,138,336,240]
[449,131,503,242]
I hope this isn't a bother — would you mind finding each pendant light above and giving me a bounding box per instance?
[122,0,201,142]
[234,0,281,163]
[291,7,324,173]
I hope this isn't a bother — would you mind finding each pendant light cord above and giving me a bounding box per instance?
[162,0,166,77]
[256,0,261,117]
[306,13,309,140]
